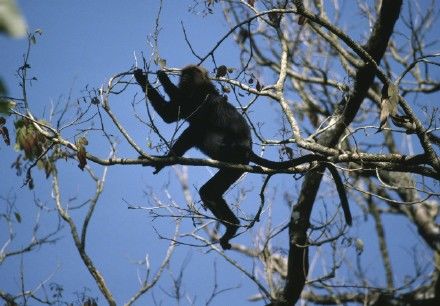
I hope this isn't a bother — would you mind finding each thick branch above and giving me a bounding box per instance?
[280,1,403,305]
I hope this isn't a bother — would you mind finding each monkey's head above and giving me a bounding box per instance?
[179,65,211,90]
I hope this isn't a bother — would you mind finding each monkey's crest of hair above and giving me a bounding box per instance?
[179,65,218,96]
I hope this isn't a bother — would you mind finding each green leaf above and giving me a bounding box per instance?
[77,136,88,146]
[221,85,230,93]
[0,0,27,38]
[0,99,16,115]
[14,118,49,160]
[379,83,399,130]
[76,137,88,170]
[158,58,167,69]
[355,238,364,255]
[0,78,7,95]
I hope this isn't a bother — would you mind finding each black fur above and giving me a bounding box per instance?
[134,65,351,249]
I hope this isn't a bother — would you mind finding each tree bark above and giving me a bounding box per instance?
[279,1,404,305]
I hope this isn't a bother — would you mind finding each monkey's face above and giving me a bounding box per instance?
[179,65,209,89]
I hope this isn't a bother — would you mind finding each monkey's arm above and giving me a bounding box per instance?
[157,70,180,99]
[134,69,180,123]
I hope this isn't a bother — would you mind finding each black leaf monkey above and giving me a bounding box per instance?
[134,65,351,250]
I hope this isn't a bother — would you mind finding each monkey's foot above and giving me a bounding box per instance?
[219,237,232,250]
[219,224,238,250]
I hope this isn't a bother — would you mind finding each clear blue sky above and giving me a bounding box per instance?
[0,1,264,304]
[1,1,438,305]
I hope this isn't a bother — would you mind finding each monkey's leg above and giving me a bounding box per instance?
[199,169,244,250]
[153,127,199,174]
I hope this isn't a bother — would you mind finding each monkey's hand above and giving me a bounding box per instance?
[134,69,149,90]
[138,155,165,174]
[156,70,167,82]
[138,155,166,174]
[152,150,181,174]
[152,165,165,175]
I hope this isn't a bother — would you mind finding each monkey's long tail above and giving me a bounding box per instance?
[248,151,326,169]
[326,163,352,226]
[249,152,352,226]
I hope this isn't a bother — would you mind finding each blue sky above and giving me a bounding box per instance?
[0,1,264,304]
[1,1,439,305]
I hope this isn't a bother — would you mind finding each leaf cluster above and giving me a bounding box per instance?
[14,118,49,160]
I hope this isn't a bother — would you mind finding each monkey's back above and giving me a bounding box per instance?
[193,96,252,164]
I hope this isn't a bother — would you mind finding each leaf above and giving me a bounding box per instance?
[221,85,231,93]
[76,137,88,170]
[91,97,100,105]
[391,115,417,133]
[216,65,228,78]
[77,136,89,146]
[0,130,11,148]
[0,78,6,95]
[237,28,249,43]
[28,176,34,190]
[158,58,167,69]
[379,83,399,131]
[298,16,307,25]
[355,238,364,255]
[256,80,262,91]
[0,0,27,38]
[83,298,98,306]
[268,12,282,27]
[33,158,53,178]
[0,99,16,115]
[387,83,399,108]
[281,146,294,159]
[77,145,87,170]
[14,118,49,160]
[14,212,21,223]
[206,0,217,7]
